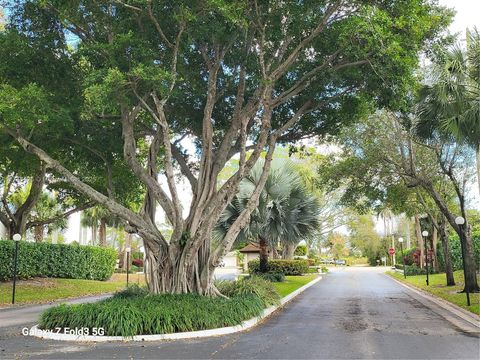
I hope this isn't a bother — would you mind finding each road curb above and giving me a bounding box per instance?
[28,275,323,342]
[385,274,480,331]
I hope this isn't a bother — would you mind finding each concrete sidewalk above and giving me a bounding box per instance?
[0,294,111,328]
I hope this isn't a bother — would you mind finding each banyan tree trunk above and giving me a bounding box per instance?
[143,239,218,295]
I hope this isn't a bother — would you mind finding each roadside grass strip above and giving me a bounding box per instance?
[387,270,480,315]
[0,274,145,307]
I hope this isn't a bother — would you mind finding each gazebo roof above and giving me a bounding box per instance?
[238,243,261,253]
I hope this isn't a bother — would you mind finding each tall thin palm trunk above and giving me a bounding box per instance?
[98,217,107,247]
[476,145,480,197]
[258,235,268,273]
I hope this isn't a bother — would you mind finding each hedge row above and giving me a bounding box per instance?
[248,259,309,275]
[0,240,117,281]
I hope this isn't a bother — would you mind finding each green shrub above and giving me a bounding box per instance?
[320,266,329,273]
[294,245,308,256]
[216,277,280,307]
[307,253,320,265]
[258,272,285,282]
[403,264,438,276]
[113,285,149,299]
[436,233,480,272]
[0,240,116,281]
[39,292,265,337]
[248,259,309,275]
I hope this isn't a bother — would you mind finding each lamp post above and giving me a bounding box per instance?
[126,247,131,287]
[455,216,470,306]
[12,233,21,304]
[422,230,429,286]
[398,237,405,279]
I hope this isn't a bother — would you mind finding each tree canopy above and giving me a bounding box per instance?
[0,0,452,294]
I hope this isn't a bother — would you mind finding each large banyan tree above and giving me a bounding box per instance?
[1,0,450,294]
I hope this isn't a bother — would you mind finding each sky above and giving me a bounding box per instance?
[438,0,479,36]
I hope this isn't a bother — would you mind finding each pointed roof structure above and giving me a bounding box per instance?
[238,243,261,253]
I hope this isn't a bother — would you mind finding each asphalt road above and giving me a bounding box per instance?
[0,267,479,359]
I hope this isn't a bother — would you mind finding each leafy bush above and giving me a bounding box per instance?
[403,264,438,276]
[113,285,149,299]
[216,276,281,307]
[404,264,425,275]
[295,257,315,265]
[40,291,265,337]
[258,272,285,282]
[320,266,329,273]
[131,251,143,260]
[294,245,308,256]
[0,240,116,281]
[345,257,369,266]
[396,248,420,266]
[436,232,480,272]
[248,259,309,275]
[132,258,144,267]
[307,253,320,265]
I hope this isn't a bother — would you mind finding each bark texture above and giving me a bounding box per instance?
[99,217,107,247]
[414,214,424,268]
[258,235,269,273]
[3,4,368,295]
[439,216,455,286]
[282,243,296,260]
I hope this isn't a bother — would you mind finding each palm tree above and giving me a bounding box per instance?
[81,206,113,246]
[215,160,320,272]
[417,28,480,195]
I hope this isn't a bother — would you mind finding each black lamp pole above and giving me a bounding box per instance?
[11,234,21,304]
[399,239,405,279]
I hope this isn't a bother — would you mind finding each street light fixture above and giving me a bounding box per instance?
[398,237,406,279]
[126,247,131,287]
[455,216,470,306]
[12,233,21,304]
[422,230,429,286]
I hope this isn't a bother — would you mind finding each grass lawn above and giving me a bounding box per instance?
[274,274,319,297]
[0,273,145,307]
[387,270,480,315]
[1,273,319,307]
